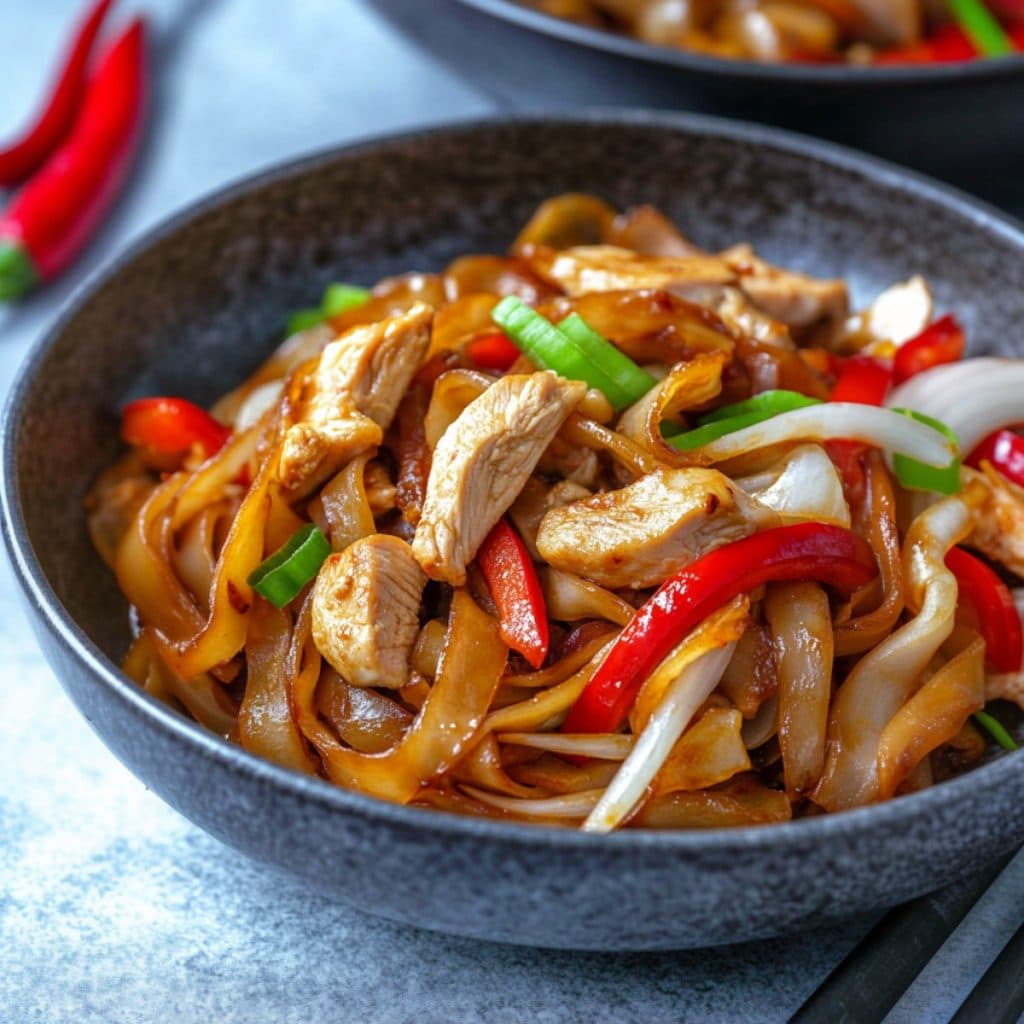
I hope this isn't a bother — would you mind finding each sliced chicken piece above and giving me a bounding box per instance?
[508,477,593,560]
[311,535,426,689]
[412,372,586,585]
[967,466,1024,579]
[839,275,933,354]
[712,286,793,347]
[721,244,848,330]
[278,412,382,497]
[326,303,433,428]
[278,304,432,496]
[526,244,737,300]
[536,467,777,589]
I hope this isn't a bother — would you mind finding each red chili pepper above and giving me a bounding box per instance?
[967,429,1024,488]
[892,315,965,385]
[0,18,147,299]
[477,518,549,669]
[946,546,1023,673]
[0,0,115,186]
[466,331,521,372]
[826,355,892,503]
[563,524,878,735]
[121,397,231,458]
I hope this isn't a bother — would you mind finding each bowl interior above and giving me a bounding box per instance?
[10,112,1024,729]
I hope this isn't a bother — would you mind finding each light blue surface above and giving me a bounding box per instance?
[1,2,1022,1021]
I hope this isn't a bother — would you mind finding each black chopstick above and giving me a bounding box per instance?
[949,918,1024,1024]
[790,850,1017,1024]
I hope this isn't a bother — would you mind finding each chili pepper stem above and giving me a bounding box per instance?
[0,242,38,300]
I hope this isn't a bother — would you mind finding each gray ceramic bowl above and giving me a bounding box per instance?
[4,113,1024,952]
[413,0,1024,212]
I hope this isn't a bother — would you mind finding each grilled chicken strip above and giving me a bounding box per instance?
[526,244,737,300]
[721,245,848,330]
[311,535,426,689]
[413,372,586,585]
[968,466,1024,581]
[536,467,776,589]
[278,304,432,495]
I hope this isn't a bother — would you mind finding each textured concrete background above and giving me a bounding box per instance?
[1,2,1023,1022]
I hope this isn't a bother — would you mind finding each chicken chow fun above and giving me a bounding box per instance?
[87,193,1024,832]
[529,0,1024,65]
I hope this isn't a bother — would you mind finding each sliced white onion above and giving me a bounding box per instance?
[460,785,603,819]
[737,444,850,528]
[741,695,778,750]
[694,403,955,468]
[581,642,737,834]
[886,358,1024,456]
[234,379,284,431]
[496,732,633,760]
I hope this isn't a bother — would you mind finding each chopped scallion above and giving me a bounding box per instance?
[669,389,823,451]
[285,282,370,336]
[491,296,656,410]
[322,283,371,318]
[974,710,1019,752]
[946,0,1013,57]
[247,524,331,608]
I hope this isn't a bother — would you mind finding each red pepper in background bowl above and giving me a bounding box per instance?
[0,0,115,186]
[0,17,147,300]
[562,524,878,736]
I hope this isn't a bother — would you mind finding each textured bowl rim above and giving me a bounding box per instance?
[453,0,1024,85]
[4,109,1024,856]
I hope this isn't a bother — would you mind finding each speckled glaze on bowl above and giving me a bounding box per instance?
[4,114,1024,951]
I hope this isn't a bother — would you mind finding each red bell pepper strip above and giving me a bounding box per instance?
[946,546,1023,673]
[121,397,231,458]
[830,355,892,405]
[826,355,892,503]
[0,0,115,186]
[966,429,1024,489]
[892,315,965,385]
[477,518,549,669]
[0,18,147,299]
[563,524,878,735]
[466,331,521,372]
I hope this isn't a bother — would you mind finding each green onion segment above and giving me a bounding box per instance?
[247,524,331,608]
[491,296,655,410]
[669,390,823,451]
[946,0,1013,57]
[973,710,1019,752]
[286,282,370,336]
